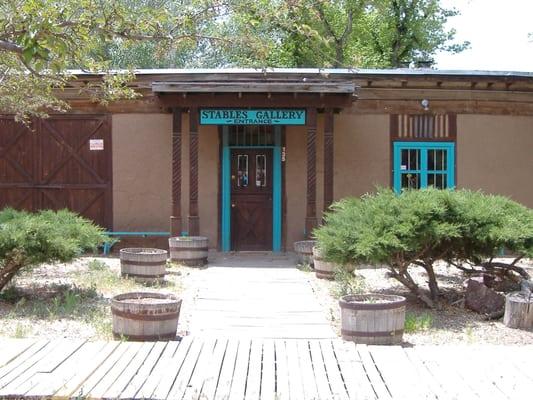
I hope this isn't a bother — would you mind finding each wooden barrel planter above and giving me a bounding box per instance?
[120,248,168,283]
[169,236,208,267]
[294,240,316,266]
[503,291,533,330]
[312,247,355,280]
[111,292,181,341]
[339,294,406,345]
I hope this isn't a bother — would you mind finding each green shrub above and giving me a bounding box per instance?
[314,189,533,308]
[0,208,107,292]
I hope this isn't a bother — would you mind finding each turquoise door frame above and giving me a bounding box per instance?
[393,141,455,193]
[221,126,282,252]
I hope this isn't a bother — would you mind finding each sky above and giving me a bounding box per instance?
[434,0,533,72]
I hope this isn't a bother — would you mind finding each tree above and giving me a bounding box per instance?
[0,0,228,122]
[0,208,107,292]
[314,189,533,308]
[219,0,468,68]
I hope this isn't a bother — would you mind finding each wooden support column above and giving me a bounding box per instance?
[188,108,200,236]
[323,109,334,212]
[305,107,317,237]
[170,108,182,236]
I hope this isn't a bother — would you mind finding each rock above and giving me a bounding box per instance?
[464,278,505,315]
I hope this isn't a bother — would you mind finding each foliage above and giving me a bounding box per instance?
[404,312,433,333]
[0,0,233,122]
[314,189,533,307]
[332,267,366,298]
[216,0,469,68]
[0,208,107,292]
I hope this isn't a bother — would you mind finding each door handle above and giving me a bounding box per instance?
[231,203,236,208]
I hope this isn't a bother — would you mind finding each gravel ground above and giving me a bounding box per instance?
[303,258,533,345]
[2,256,533,345]
[0,257,200,340]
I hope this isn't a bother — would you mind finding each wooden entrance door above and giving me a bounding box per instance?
[231,148,273,251]
[0,115,112,228]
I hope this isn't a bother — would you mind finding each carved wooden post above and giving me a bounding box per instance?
[324,109,334,212]
[305,107,317,237]
[188,108,200,236]
[170,108,182,236]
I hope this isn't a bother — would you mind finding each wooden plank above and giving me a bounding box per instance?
[72,342,133,397]
[399,347,449,400]
[439,347,508,400]
[0,339,38,368]
[409,346,480,400]
[0,340,48,383]
[0,340,85,396]
[214,339,239,400]
[332,341,376,400]
[166,337,209,400]
[470,347,529,399]
[119,341,168,399]
[86,342,144,399]
[274,340,290,400]
[26,341,110,398]
[286,339,305,400]
[0,340,57,392]
[260,340,275,400]
[138,339,185,400]
[296,340,319,400]
[153,82,356,93]
[199,338,229,400]
[309,341,334,400]
[101,342,155,399]
[356,345,392,400]
[228,339,251,400]
[180,337,217,399]
[245,340,263,400]
[369,345,431,400]
[36,340,86,374]
[319,340,349,400]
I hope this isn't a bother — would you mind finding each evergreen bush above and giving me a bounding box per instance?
[0,208,107,292]
[314,189,533,308]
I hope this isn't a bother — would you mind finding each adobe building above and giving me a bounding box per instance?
[1,68,533,251]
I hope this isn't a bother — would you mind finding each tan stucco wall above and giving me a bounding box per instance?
[457,115,533,208]
[285,113,390,246]
[334,114,390,200]
[197,125,219,247]
[112,114,172,231]
[285,125,309,246]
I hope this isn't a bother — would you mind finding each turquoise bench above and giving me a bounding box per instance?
[102,231,171,255]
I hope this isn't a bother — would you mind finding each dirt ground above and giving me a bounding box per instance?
[1,255,533,345]
[304,258,533,345]
[0,257,199,340]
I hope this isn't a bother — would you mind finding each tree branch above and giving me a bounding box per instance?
[0,40,23,54]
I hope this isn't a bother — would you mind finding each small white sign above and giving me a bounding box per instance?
[400,165,407,170]
[89,139,104,151]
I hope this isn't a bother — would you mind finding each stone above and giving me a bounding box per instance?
[464,278,505,315]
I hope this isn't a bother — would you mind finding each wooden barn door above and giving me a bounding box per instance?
[0,115,112,229]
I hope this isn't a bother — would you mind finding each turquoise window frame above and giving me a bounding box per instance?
[221,126,282,252]
[393,141,455,193]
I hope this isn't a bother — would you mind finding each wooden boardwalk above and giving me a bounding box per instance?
[182,255,336,339]
[0,338,532,399]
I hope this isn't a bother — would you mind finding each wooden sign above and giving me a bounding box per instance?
[200,109,306,125]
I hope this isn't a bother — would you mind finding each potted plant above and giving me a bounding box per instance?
[339,294,406,345]
[293,240,316,267]
[312,246,355,280]
[168,236,209,267]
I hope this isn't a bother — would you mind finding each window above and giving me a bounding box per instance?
[393,142,455,192]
